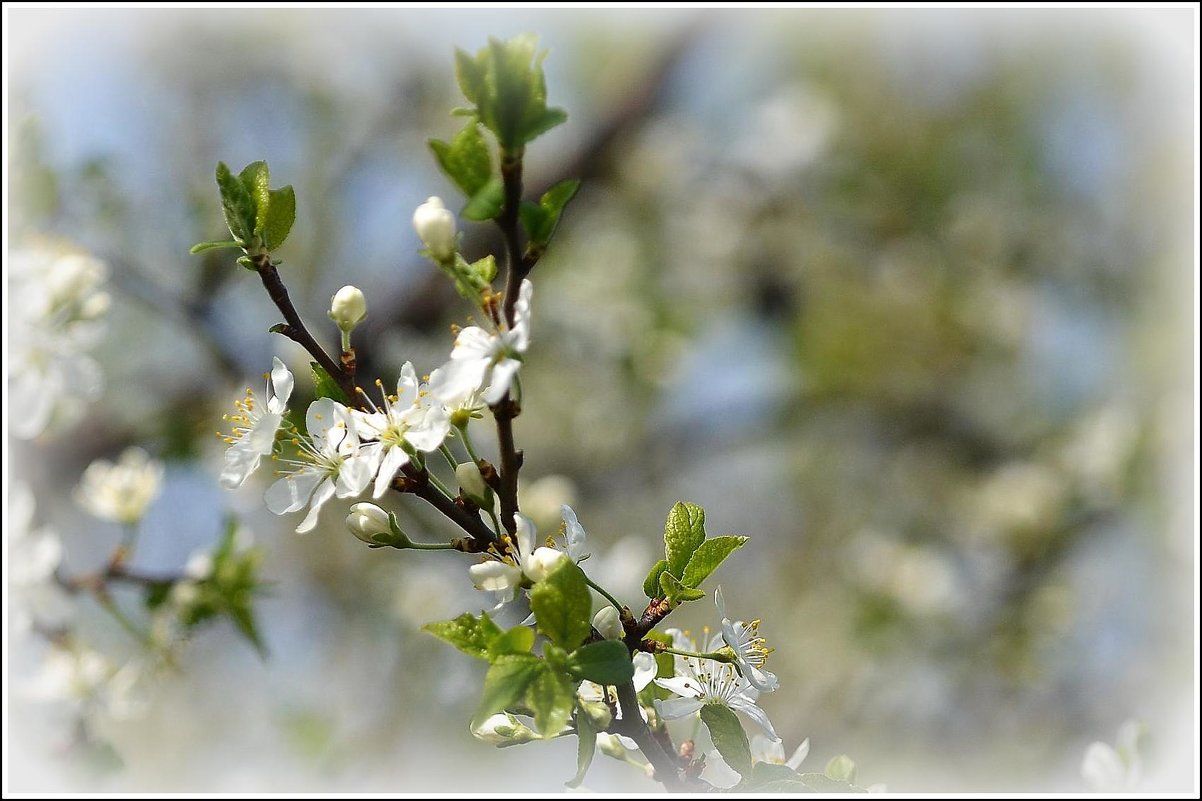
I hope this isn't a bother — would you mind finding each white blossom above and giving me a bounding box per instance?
[265,398,374,533]
[1082,720,1144,791]
[592,606,624,641]
[8,245,109,439]
[346,502,392,544]
[219,357,294,489]
[654,631,779,741]
[75,447,164,524]
[715,586,778,692]
[431,278,533,406]
[352,363,451,499]
[752,734,809,769]
[468,512,567,603]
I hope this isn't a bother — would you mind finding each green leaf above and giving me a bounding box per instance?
[429,121,492,198]
[488,625,536,660]
[422,611,502,660]
[143,581,173,610]
[473,653,541,727]
[798,773,864,793]
[229,602,267,656]
[264,185,296,251]
[566,708,597,788]
[461,176,504,221]
[660,570,705,606]
[238,160,271,237]
[643,559,669,599]
[189,240,242,254]
[525,665,574,738]
[701,704,752,777]
[681,536,748,588]
[310,362,350,405]
[522,106,568,144]
[825,755,857,784]
[215,161,255,244]
[664,501,707,577]
[454,46,487,105]
[529,561,593,650]
[566,640,634,685]
[520,177,580,248]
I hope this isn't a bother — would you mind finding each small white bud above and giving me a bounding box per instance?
[525,547,569,583]
[455,462,492,505]
[346,502,392,545]
[413,196,457,262]
[596,733,631,759]
[472,712,534,744]
[592,606,624,640]
[327,285,367,332]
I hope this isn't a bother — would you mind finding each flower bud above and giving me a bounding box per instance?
[597,733,632,759]
[471,712,535,744]
[455,462,492,506]
[327,285,367,332]
[592,605,624,640]
[346,502,393,545]
[525,547,569,583]
[413,197,457,262]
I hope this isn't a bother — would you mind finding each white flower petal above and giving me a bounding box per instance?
[654,696,705,720]
[268,357,294,412]
[654,676,702,699]
[372,445,410,499]
[220,442,263,489]
[264,470,322,514]
[632,652,658,693]
[482,358,521,405]
[786,738,810,770]
[469,561,522,599]
[336,453,375,497]
[729,696,779,741]
[295,479,337,533]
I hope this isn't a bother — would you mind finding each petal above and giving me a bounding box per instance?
[632,652,658,693]
[269,357,294,410]
[296,479,336,533]
[654,696,704,721]
[247,412,283,455]
[482,358,520,405]
[729,697,779,741]
[513,513,536,561]
[264,470,322,514]
[714,585,729,621]
[751,733,786,764]
[469,561,522,595]
[395,362,420,407]
[336,454,374,498]
[561,504,588,561]
[306,397,340,441]
[451,327,496,360]
[429,357,490,404]
[403,405,450,452]
[372,446,409,499]
[510,278,534,352]
[786,738,810,771]
[220,443,262,489]
[745,664,779,693]
[654,676,701,699]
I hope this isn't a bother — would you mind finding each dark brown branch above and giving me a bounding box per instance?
[253,256,358,402]
[395,465,497,545]
[57,564,184,595]
[612,680,686,791]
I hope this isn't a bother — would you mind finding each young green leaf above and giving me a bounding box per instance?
[526,664,575,738]
[189,240,242,255]
[488,625,536,660]
[522,107,568,144]
[461,176,505,221]
[310,362,350,405]
[454,47,487,106]
[664,501,707,577]
[566,640,634,685]
[473,653,542,727]
[238,160,271,237]
[529,561,592,650]
[566,708,597,789]
[520,177,580,248]
[422,611,502,660]
[660,570,705,606]
[264,185,296,251]
[643,559,669,599]
[681,535,748,588]
[701,704,753,777]
[429,121,492,198]
[215,161,255,244]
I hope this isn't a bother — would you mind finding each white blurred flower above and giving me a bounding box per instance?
[8,484,70,631]
[715,586,779,692]
[265,398,373,533]
[8,244,109,439]
[430,279,533,406]
[518,474,578,536]
[752,734,809,769]
[654,631,779,741]
[219,357,294,489]
[27,644,112,704]
[75,447,164,524]
[352,363,451,499]
[413,196,457,262]
[1082,720,1144,791]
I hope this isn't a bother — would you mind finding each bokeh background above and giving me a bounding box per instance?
[5,6,1197,793]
